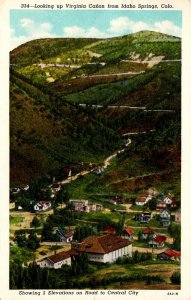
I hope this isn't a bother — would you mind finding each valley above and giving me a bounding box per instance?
[9,30,181,290]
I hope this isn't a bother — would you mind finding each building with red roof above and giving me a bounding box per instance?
[142,227,156,240]
[72,234,132,263]
[122,227,134,240]
[37,250,71,269]
[157,249,181,261]
[101,226,117,234]
[148,235,167,248]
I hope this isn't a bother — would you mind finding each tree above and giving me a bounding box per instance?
[72,252,89,276]
[170,272,180,284]
[28,177,45,201]
[27,233,40,250]
[30,216,41,228]
[14,232,27,248]
[41,222,54,241]
[117,215,125,235]
[148,198,157,211]
[56,190,70,208]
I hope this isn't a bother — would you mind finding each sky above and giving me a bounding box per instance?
[10,10,182,50]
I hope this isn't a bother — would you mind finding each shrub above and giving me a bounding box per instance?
[170,272,180,284]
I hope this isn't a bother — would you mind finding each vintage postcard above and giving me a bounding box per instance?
[1,0,191,299]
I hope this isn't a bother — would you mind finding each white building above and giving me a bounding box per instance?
[34,201,51,212]
[53,227,74,243]
[135,192,152,206]
[163,195,173,205]
[73,234,132,263]
[37,251,71,269]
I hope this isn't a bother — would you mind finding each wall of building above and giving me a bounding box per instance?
[37,257,71,269]
[87,245,132,263]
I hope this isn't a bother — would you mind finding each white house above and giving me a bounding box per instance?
[69,199,103,212]
[53,227,74,243]
[163,195,173,205]
[72,234,132,263]
[37,251,71,269]
[160,209,170,219]
[51,183,62,194]
[160,209,171,227]
[174,209,181,222]
[34,201,51,212]
[135,192,152,206]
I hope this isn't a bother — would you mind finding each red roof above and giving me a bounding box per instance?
[141,192,149,197]
[165,195,173,200]
[163,249,181,258]
[155,235,166,243]
[143,227,155,235]
[101,226,117,233]
[64,231,74,238]
[124,227,134,235]
[78,234,131,254]
[46,251,71,264]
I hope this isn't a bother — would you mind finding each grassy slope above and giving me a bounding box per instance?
[10,31,181,85]
[64,62,181,109]
[10,73,121,185]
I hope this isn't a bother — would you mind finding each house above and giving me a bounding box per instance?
[53,227,74,243]
[69,199,88,211]
[101,226,117,235]
[171,201,177,208]
[163,195,173,205]
[134,212,151,223]
[72,234,132,263]
[10,187,20,195]
[69,199,103,212]
[122,227,134,240]
[37,251,71,269]
[157,249,181,261]
[156,200,167,211]
[34,201,51,212]
[95,167,105,175]
[85,203,103,212]
[160,210,171,227]
[111,196,127,204]
[148,235,166,248]
[51,183,62,194]
[135,192,152,206]
[141,227,156,240]
[174,209,181,222]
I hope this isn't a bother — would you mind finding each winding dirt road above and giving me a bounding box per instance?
[58,139,132,185]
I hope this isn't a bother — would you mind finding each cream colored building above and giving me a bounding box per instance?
[73,234,132,263]
[37,251,71,269]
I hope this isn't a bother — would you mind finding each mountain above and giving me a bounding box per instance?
[10,71,120,185]
[10,31,181,84]
[10,31,181,186]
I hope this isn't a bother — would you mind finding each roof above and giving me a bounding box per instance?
[143,227,155,235]
[47,251,71,264]
[140,192,149,197]
[38,200,51,205]
[157,200,166,205]
[101,226,117,233]
[155,235,167,243]
[124,227,133,235]
[160,209,170,215]
[57,227,68,235]
[136,197,147,203]
[164,195,173,200]
[64,231,74,238]
[160,249,181,258]
[78,234,131,254]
